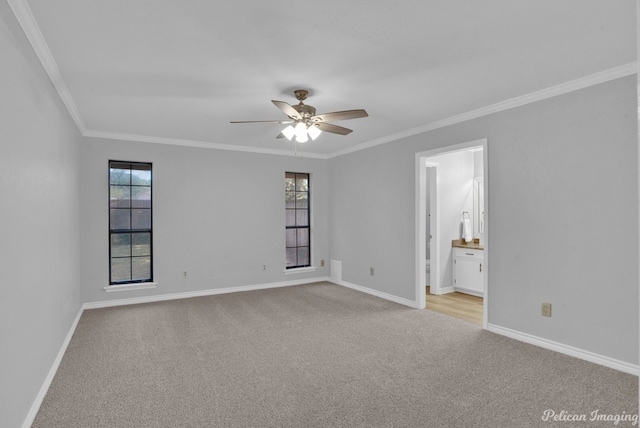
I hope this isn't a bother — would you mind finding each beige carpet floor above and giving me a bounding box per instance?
[33,282,637,427]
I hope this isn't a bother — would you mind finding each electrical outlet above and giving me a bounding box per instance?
[541,302,552,317]
[370,267,374,276]
[320,259,325,267]
[263,264,267,271]
[182,270,188,279]
[208,268,215,277]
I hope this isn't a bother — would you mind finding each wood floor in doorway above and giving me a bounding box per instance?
[426,286,483,325]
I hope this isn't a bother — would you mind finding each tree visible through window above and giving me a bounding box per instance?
[109,161,152,284]
[285,172,310,268]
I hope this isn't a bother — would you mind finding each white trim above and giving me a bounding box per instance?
[331,279,419,309]
[21,307,84,428]
[20,281,635,427]
[8,0,635,161]
[83,130,328,159]
[103,282,158,293]
[328,62,638,159]
[453,287,483,297]
[415,139,489,329]
[84,277,330,309]
[283,266,317,275]
[7,0,86,133]
[488,323,639,376]
[23,279,328,425]
[415,157,427,308]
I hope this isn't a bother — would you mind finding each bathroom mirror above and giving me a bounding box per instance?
[473,176,484,238]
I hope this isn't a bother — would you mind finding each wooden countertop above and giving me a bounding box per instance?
[451,239,484,250]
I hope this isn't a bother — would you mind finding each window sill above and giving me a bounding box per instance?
[103,282,158,293]
[283,266,317,275]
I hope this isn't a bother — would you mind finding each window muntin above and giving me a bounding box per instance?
[285,172,310,268]
[109,161,152,284]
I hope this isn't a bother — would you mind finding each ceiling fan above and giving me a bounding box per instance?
[230,89,368,143]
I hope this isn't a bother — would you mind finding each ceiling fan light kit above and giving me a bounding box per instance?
[231,89,368,145]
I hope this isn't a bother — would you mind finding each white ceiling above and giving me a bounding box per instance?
[10,0,637,158]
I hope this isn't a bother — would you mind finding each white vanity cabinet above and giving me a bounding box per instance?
[453,247,484,297]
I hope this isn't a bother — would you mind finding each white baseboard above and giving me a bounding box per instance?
[433,286,455,295]
[25,280,634,428]
[453,286,483,297]
[22,307,84,428]
[488,323,639,376]
[83,276,331,309]
[23,277,331,426]
[331,279,419,308]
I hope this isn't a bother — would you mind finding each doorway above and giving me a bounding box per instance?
[415,139,488,328]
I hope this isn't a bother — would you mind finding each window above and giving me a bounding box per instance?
[109,161,152,284]
[285,172,310,269]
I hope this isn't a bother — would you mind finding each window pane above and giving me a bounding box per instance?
[131,168,151,185]
[296,210,308,226]
[110,168,130,185]
[286,209,296,227]
[285,175,295,192]
[285,191,296,209]
[132,233,151,256]
[132,209,151,230]
[111,233,131,257]
[296,177,308,191]
[285,248,297,267]
[296,192,308,209]
[132,256,151,281]
[286,229,296,247]
[110,186,130,208]
[110,209,130,230]
[131,186,151,208]
[111,257,131,282]
[297,229,309,247]
[297,247,310,266]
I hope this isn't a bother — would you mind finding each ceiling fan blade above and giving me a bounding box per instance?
[316,122,353,135]
[312,109,368,123]
[230,120,293,124]
[272,100,301,120]
[276,132,285,139]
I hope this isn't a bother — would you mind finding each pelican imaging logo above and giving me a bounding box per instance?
[542,409,638,425]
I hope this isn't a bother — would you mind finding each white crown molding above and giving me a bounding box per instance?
[10,0,636,160]
[83,130,328,159]
[7,0,86,132]
[327,62,639,158]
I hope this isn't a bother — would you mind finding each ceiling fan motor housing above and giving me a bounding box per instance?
[293,103,316,119]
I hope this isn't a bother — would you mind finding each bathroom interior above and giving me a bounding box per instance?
[425,146,484,324]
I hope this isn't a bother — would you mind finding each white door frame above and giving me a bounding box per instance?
[415,138,489,328]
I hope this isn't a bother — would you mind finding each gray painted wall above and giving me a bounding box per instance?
[2,3,637,423]
[329,76,638,365]
[80,139,330,303]
[0,4,83,427]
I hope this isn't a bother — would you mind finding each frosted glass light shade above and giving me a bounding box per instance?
[307,124,322,140]
[295,122,308,143]
[281,125,295,140]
